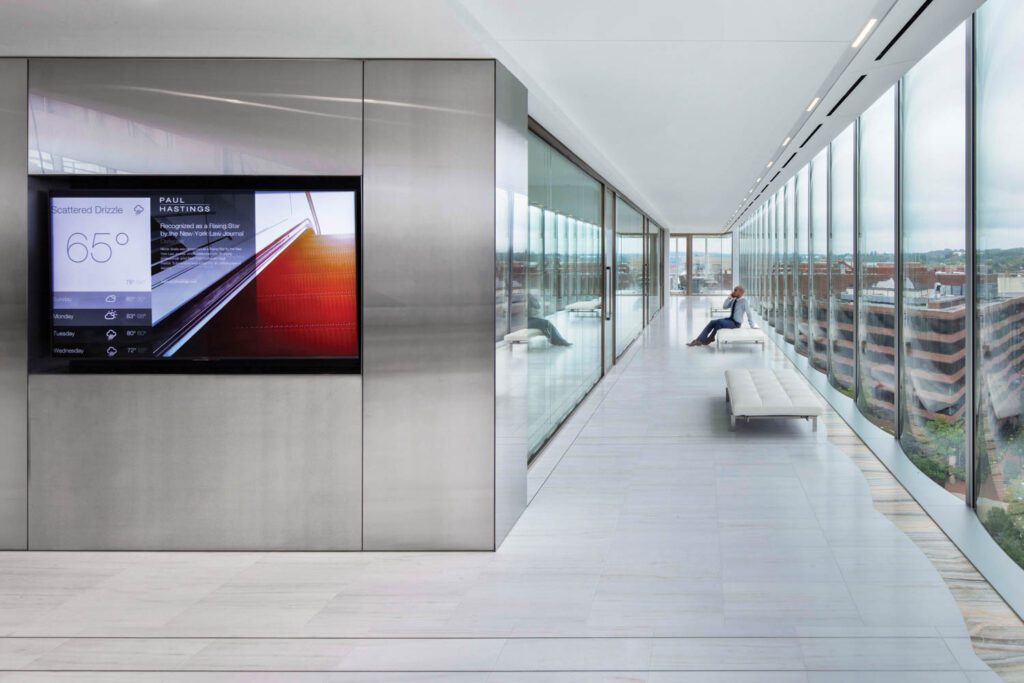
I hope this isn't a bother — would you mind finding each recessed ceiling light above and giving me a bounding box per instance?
[756,177,762,183]
[807,96,821,112]
[783,137,792,147]
[852,18,878,48]
[766,161,774,168]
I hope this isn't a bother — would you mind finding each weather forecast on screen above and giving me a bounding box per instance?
[50,189,358,362]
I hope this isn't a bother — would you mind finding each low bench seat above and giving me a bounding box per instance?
[716,327,765,350]
[504,328,545,345]
[725,368,823,431]
[566,299,601,314]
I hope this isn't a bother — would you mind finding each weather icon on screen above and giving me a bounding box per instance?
[104,310,118,321]
[133,205,145,215]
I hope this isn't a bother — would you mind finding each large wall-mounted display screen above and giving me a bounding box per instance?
[46,179,359,371]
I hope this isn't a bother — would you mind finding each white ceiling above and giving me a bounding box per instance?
[0,0,985,233]
[454,0,880,233]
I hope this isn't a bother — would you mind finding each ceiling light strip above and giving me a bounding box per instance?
[852,18,879,48]
[806,96,821,112]
[781,152,798,169]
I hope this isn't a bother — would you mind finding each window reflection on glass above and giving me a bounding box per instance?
[795,165,810,357]
[810,148,829,373]
[616,199,645,355]
[975,0,1024,567]
[857,87,897,433]
[525,132,603,457]
[900,23,967,498]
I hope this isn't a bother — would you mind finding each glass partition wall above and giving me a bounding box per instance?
[615,200,645,356]
[672,235,732,295]
[519,132,666,460]
[735,8,1024,579]
[526,133,603,455]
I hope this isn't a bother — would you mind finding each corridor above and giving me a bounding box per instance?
[0,297,1010,680]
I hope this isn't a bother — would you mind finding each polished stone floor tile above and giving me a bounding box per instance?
[0,298,1009,679]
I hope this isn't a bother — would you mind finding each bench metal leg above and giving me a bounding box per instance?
[812,416,818,432]
[729,415,736,430]
[725,388,730,403]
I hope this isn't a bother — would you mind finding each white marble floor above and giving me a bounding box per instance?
[0,297,1002,681]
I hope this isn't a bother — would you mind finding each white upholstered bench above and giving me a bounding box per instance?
[504,328,545,345]
[566,299,601,315]
[725,368,823,431]
[716,327,765,350]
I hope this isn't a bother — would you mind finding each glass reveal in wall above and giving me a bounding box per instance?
[616,199,645,355]
[829,124,856,396]
[975,0,1024,568]
[857,87,897,433]
[526,132,603,457]
[900,23,967,498]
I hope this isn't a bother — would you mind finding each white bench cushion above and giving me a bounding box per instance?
[566,299,601,312]
[726,368,823,418]
[504,328,545,343]
[717,328,764,343]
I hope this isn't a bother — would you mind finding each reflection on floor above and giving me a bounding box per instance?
[0,297,1015,680]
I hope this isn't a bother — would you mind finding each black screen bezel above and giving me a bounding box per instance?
[39,175,361,375]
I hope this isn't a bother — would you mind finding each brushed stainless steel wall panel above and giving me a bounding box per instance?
[363,60,496,550]
[28,59,362,175]
[0,59,27,549]
[29,375,361,550]
[494,63,528,547]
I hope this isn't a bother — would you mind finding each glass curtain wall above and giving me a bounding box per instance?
[829,125,856,396]
[857,87,898,433]
[900,23,967,497]
[795,166,810,356]
[527,132,604,456]
[975,0,1024,566]
[810,148,830,372]
[616,199,645,355]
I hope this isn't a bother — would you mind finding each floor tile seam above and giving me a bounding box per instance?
[0,635,972,640]
[0,667,982,674]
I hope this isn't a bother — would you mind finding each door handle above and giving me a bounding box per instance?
[605,266,613,321]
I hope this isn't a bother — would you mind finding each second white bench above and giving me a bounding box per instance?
[725,367,823,431]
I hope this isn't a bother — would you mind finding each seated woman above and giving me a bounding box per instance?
[687,286,756,346]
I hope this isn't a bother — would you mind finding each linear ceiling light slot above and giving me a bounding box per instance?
[799,124,822,148]
[827,75,867,116]
[875,0,935,61]
[761,184,769,193]
[769,171,781,182]
[782,153,797,169]
[852,18,879,48]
